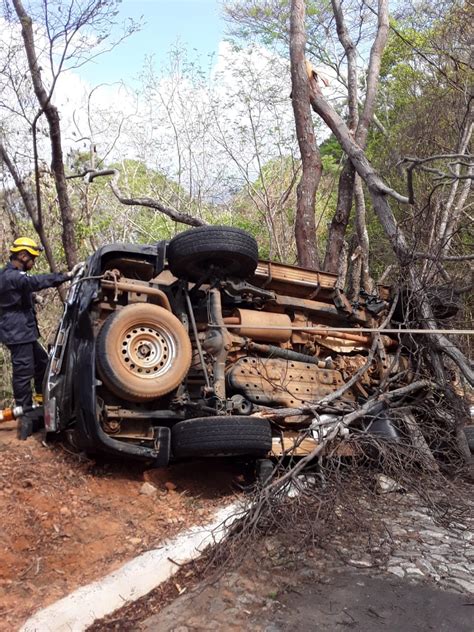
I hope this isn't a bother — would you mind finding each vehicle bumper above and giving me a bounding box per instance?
[76,341,170,464]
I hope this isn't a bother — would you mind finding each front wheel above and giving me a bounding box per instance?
[171,416,272,457]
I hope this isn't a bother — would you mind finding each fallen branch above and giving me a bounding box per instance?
[255,379,431,422]
[79,168,206,227]
[395,408,440,473]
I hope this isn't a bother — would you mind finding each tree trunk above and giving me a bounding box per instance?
[0,140,58,274]
[323,160,355,273]
[323,0,359,275]
[323,0,389,279]
[290,0,322,270]
[355,0,389,149]
[13,0,78,268]
[346,237,362,300]
[353,174,373,293]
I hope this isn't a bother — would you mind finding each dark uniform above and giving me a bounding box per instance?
[0,262,68,408]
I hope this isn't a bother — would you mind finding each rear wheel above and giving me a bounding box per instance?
[167,226,259,281]
[96,303,192,402]
[171,416,272,457]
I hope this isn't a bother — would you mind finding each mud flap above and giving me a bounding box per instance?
[152,426,171,467]
[367,414,401,441]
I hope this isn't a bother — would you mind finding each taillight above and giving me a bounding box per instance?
[44,397,57,432]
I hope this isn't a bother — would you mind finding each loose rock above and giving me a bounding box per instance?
[140,482,158,497]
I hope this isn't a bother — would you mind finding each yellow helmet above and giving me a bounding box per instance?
[10,237,43,257]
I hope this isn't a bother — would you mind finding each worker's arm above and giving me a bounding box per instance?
[19,271,69,292]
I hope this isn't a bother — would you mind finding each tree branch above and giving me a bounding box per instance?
[356,0,389,146]
[309,80,409,204]
[82,169,206,227]
[413,252,474,262]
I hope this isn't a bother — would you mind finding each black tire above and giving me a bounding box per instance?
[463,425,474,452]
[167,226,259,281]
[171,416,272,457]
[96,303,192,402]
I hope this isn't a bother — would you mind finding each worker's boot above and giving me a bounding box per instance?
[17,413,33,441]
[16,405,44,440]
[31,407,45,433]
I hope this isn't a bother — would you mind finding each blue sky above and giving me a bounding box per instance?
[80,0,225,85]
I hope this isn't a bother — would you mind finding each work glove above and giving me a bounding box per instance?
[67,261,85,279]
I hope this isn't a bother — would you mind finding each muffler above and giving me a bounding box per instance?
[225,309,292,343]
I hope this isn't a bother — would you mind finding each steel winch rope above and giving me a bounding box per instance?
[69,274,106,285]
[67,275,473,336]
[211,324,474,335]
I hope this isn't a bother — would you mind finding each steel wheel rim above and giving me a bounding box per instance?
[120,325,176,379]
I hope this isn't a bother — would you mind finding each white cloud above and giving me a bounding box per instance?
[1,20,331,202]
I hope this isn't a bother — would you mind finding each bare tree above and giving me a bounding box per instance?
[323,0,389,287]
[0,139,58,271]
[11,0,78,265]
[1,0,140,268]
[307,73,473,385]
[206,44,301,260]
[289,0,322,269]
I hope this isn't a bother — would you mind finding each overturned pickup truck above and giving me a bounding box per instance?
[44,226,408,465]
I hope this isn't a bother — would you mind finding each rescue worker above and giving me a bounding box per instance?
[0,237,82,417]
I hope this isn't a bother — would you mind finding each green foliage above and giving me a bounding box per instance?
[365,1,473,284]
[224,0,330,50]
[371,4,472,166]
[67,158,208,248]
[320,135,343,170]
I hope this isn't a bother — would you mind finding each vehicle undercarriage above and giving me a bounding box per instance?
[44,227,410,465]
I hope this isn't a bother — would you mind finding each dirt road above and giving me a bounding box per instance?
[138,565,473,632]
[90,476,473,631]
[3,421,473,632]
[0,422,245,630]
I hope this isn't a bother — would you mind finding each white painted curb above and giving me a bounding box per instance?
[20,501,244,632]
